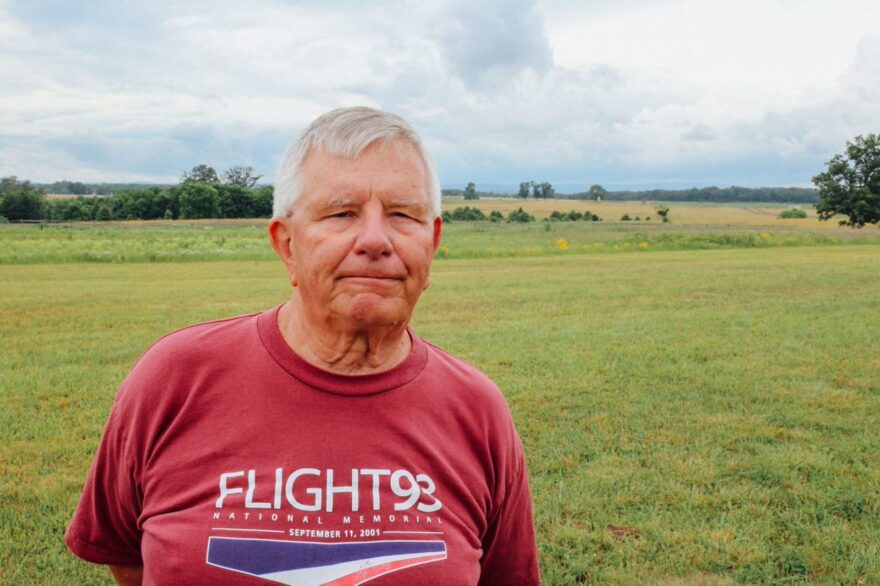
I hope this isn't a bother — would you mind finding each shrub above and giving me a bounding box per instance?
[621,214,632,221]
[507,207,535,223]
[489,210,504,222]
[548,210,586,221]
[779,208,808,219]
[447,206,486,221]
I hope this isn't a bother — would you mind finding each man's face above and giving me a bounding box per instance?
[277,140,442,330]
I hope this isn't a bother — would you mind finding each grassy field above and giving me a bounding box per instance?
[1,206,879,583]
[2,197,877,265]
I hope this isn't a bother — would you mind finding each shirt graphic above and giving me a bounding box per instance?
[206,537,447,585]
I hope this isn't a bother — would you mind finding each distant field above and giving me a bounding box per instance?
[10,195,838,227]
[1,200,877,264]
[442,196,838,227]
[1,206,879,583]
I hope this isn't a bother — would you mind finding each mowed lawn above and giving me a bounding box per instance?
[2,245,879,583]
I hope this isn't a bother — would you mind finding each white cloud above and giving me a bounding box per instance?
[1,0,879,188]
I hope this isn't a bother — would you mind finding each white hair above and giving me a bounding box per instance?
[273,107,441,218]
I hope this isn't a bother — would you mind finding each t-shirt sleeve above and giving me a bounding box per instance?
[65,398,144,566]
[478,426,540,585]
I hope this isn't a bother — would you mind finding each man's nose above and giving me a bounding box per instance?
[354,211,393,259]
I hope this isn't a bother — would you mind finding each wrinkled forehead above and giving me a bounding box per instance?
[298,139,432,206]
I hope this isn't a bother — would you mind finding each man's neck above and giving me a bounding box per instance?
[277,299,411,375]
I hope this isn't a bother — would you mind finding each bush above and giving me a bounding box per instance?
[779,208,808,219]
[489,210,504,222]
[446,206,487,221]
[549,210,586,221]
[621,214,632,221]
[507,207,535,223]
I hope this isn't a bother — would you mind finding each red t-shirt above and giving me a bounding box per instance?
[66,305,539,585]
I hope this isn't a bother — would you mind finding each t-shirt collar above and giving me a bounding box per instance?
[256,303,428,396]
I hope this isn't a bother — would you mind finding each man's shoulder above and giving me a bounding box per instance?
[139,310,263,364]
[418,336,509,407]
[417,336,523,457]
[115,310,264,406]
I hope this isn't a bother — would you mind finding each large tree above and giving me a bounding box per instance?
[813,133,880,228]
[179,182,220,219]
[589,184,608,201]
[181,164,220,185]
[534,181,554,199]
[222,165,262,188]
[0,176,46,221]
[463,181,478,200]
[517,181,531,199]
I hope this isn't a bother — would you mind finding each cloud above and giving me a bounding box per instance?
[427,0,553,88]
[1,0,879,189]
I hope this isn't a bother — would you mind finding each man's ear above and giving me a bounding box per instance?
[268,217,298,287]
[432,215,443,253]
[424,215,444,291]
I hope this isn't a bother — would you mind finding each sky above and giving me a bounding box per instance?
[1,0,878,191]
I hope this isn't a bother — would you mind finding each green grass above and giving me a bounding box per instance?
[1,227,879,583]
[1,221,878,264]
[419,249,880,583]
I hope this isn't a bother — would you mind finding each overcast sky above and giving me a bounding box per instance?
[1,0,878,191]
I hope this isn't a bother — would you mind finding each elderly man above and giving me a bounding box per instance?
[66,107,539,585]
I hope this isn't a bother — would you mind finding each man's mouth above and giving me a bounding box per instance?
[337,274,406,281]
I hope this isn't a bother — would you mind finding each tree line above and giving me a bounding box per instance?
[446,182,819,203]
[571,185,819,203]
[0,166,273,222]
[3,132,878,226]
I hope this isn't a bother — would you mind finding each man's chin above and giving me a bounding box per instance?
[335,296,411,330]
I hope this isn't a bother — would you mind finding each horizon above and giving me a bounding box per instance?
[31,178,818,196]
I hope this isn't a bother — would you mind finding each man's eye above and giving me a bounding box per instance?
[391,212,415,220]
[330,211,354,218]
